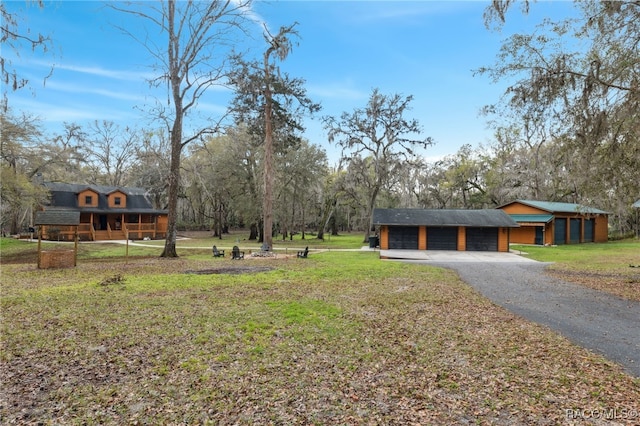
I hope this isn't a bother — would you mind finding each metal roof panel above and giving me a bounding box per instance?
[508,214,554,223]
[512,200,608,214]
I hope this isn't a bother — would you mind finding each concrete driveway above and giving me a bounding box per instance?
[381,250,640,378]
[379,249,538,263]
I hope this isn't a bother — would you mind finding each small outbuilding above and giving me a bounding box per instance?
[34,209,81,268]
[372,208,519,252]
[498,200,608,245]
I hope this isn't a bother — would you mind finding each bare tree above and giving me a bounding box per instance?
[129,129,171,210]
[323,89,432,242]
[110,0,253,257]
[84,121,137,186]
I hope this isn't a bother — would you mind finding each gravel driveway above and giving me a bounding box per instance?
[413,258,640,378]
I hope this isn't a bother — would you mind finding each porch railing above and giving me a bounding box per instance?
[125,223,163,239]
[45,222,165,241]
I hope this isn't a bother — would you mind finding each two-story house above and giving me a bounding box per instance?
[39,182,168,241]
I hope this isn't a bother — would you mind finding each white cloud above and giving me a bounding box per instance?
[19,58,152,81]
[52,63,152,81]
[44,80,146,102]
[233,0,268,33]
[10,98,131,123]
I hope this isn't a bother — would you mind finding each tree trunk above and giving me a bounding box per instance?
[160,1,181,258]
[317,197,336,241]
[160,120,181,258]
[262,51,274,251]
[249,222,258,240]
[330,217,339,236]
[363,187,379,243]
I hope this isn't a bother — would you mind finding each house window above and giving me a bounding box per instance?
[85,195,93,204]
[114,197,122,206]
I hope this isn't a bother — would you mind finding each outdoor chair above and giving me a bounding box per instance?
[212,245,225,258]
[231,245,244,260]
[297,246,309,258]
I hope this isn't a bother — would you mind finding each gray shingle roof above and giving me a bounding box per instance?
[34,209,80,226]
[373,208,519,227]
[43,182,166,214]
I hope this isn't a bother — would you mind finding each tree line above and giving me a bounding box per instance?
[1,1,638,245]
[2,100,637,240]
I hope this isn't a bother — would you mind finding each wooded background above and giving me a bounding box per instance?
[2,1,638,241]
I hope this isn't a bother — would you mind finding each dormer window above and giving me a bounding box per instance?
[107,190,127,208]
[85,195,93,204]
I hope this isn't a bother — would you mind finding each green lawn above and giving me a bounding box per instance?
[511,240,640,301]
[1,238,639,424]
[512,240,640,271]
[0,231,367,262]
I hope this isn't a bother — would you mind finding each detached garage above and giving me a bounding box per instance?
[372,208,519,252]
[498,200,609,245]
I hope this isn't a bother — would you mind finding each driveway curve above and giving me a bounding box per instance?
[405,257,640,378]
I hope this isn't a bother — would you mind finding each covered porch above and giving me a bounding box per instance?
[40,212,167,241]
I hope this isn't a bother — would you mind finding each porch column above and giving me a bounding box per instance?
[90,213,95,241]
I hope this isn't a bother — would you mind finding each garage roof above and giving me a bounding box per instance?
[509,214,554,224]
[502,200,608,214]
[373,208,519,227]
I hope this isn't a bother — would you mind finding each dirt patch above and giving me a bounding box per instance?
[185,266,275,275]
[0,250,38,264]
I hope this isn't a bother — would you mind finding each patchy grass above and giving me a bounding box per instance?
[513,240,640,301]
[0,231,366,263]
[142,230,367,251]
[1,247,639,424]
[0,237,164,264]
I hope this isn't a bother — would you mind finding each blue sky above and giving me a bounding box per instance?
[5,1,577,164]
